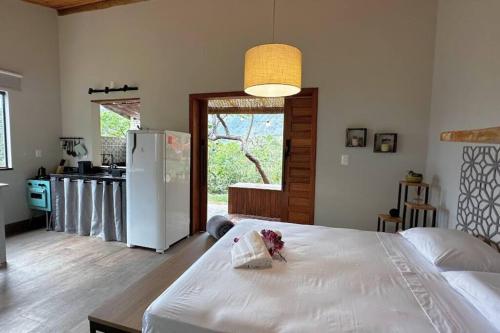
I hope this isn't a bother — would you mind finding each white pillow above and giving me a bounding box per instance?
[231,230,272,269]
[442,271,500,331]
[400,228,500,272]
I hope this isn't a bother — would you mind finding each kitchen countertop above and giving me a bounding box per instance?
[49,173,126,182]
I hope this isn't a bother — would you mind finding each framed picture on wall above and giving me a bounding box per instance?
[374,133,397,153]
[345,128,367,147]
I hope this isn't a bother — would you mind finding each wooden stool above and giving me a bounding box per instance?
[377,214,402,233]
[404,202,437,228]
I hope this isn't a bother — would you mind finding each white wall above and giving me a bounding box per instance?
[0,0,61,224]
[426,0,500,228]
[58,0,437,230]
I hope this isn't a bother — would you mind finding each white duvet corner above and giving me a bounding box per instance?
[441,271,500,332]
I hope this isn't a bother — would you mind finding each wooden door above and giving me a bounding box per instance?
[190,97,208,234]
[281,89,318,224]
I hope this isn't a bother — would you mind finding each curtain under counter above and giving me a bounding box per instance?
[51,177,126,242]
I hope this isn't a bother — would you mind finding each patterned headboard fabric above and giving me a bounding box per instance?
[457,146,500,251]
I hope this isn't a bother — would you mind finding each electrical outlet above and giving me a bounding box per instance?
[341,154,349,166]
[35,149,42,158]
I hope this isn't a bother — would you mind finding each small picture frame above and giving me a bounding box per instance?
[345,128,367,147]
[374,133,397,153]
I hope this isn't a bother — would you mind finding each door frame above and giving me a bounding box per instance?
[189,88,318,234]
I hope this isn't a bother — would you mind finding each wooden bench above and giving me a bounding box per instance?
[88,233,215,333]
[228,183,282,219]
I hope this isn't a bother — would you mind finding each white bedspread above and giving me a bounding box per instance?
[143,220,497,333]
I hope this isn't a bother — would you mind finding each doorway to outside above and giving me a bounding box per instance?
[206,98,284,221]
[190,89,318,234]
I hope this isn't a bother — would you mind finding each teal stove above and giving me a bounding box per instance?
[26,179,52,230]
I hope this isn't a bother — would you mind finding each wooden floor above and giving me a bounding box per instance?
[0,229,213,333]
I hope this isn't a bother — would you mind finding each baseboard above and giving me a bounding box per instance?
[5,215,46,237]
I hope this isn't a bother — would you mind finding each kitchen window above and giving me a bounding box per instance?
[0,91,11,169]
[99,99,140,166]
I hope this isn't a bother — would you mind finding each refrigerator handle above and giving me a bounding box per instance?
[131,133,137,164]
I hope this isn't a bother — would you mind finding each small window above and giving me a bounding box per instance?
[99,99,140,166]
[0,91,11,169]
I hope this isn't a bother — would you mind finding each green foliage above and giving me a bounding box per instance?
[207,134,283,195]
[100,108,131,138]
[208,193,228,204]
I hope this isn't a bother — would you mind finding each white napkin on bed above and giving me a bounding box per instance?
[231,230,272,269]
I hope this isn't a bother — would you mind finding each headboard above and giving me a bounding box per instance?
[457,146,500,250]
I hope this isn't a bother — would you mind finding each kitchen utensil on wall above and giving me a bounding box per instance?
[68,140,76,157]
[74,141,88,157]
[71,141,77,157]
[60,137,86,158]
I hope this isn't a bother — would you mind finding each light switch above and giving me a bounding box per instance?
[35,149,42,158]
[341,154,349,166]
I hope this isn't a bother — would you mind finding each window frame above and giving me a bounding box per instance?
[0,91,12,170]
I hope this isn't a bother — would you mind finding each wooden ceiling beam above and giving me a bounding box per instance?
[440,126,500,144]
[23,0,147,15]
[58,0,147,15]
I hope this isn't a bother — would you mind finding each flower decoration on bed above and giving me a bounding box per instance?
[234,229,286,262]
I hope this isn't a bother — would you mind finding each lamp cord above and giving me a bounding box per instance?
[272,0,276,43]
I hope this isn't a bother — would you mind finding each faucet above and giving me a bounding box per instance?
[101,153,114,166]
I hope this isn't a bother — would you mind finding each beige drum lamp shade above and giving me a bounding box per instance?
[244,43,302,97]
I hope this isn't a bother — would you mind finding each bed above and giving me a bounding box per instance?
[142,219,497,333]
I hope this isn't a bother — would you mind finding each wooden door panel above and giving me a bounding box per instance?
[288,212,310,224]
[291,116,312,123]
[288,163,310,171]
[292,138,312,147]
[190,98,208,233]
[289,183,309,192]
[288,191,310,199]
[290,132,312,139]
[290,155,309,164]
[288,205,311,214]
[292,123,312,132]
[292,106,312,116]
[282,89,318,225]
[289,168,310,177]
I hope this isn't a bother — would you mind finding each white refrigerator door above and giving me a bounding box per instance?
[127,131,167,251]
[164,131,191,246]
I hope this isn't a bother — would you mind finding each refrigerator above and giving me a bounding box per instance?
[126,130,191,253]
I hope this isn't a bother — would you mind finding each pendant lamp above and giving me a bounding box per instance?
[244,0,302,97]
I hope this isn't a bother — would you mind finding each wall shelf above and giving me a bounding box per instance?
[440,126,500,144]
[345,128,367,147]
[374,133,398,153]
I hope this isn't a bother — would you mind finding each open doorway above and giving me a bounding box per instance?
[190,89,318,234]
[206,98,284,221]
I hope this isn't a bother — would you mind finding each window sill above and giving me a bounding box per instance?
[0,168,13,171]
